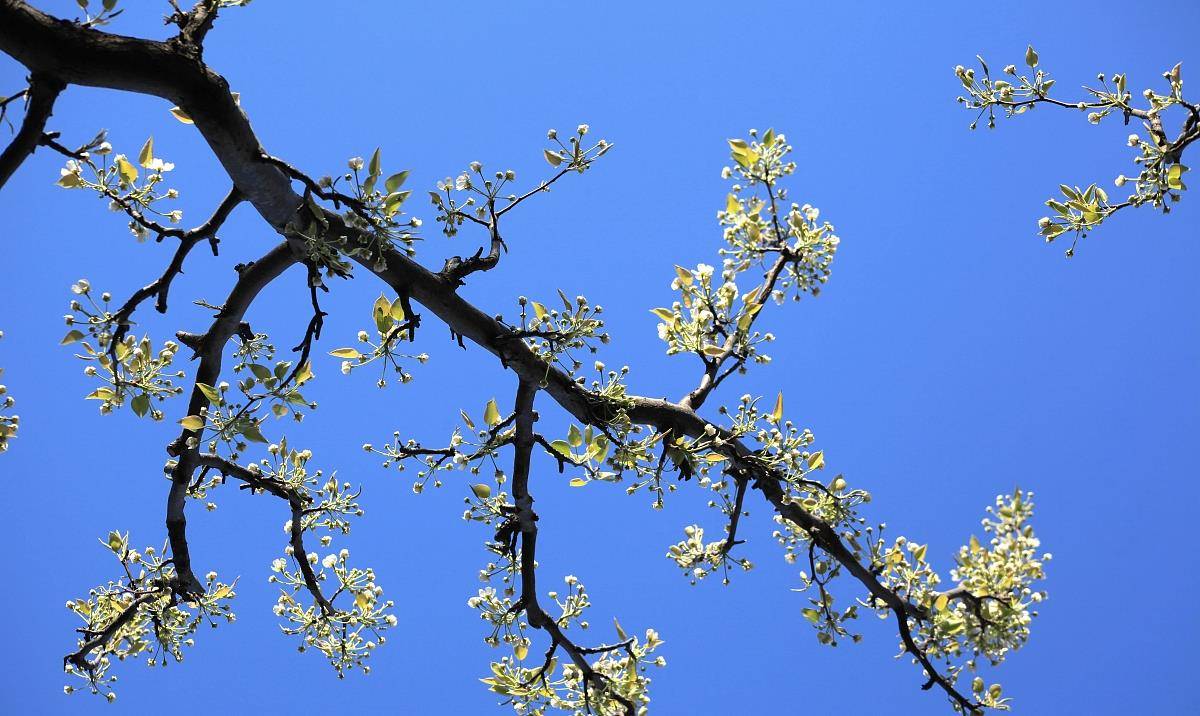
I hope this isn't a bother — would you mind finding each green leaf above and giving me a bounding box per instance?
[802,608,821,623]
[368,147,382,180]
[385,171,410,194]
[330,348,363,360]
[550,440,573,458]
[196,382,222,404]
[470,483,492,499]
[130,392,150,417]
[460,410,475,430]
[762,128,776,147]
[241,422,268,443]
[567,424,583,447]
[86,388,115,401]
[248,363,272,381]
[543,149,563,167]
[179,415,205,431]
[483,398,501,427]
[613,617,628,641]
[1025,45,1039,69]
[60,330,85,345]
[138,136,154,168]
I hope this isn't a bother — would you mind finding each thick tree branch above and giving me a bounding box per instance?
[165,243,299,594]
[0,7,982,708]
[0,71,63,190]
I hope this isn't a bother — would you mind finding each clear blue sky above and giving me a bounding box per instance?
[2,1,1197,713]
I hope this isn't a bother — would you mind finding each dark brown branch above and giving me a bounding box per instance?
[0,72,63,190]
[165,243,300,595]
[107,186,243,349]
[195,452,334,614]
[440,198,505,285]
[505,378,636,715]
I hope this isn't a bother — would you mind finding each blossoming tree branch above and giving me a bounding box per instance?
[0,1,1188,713]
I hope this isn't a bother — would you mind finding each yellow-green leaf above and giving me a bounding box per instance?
[294,360,314,385]
[771,391,784,424]
[179,415,205,431]
[471,483,492,499]
[532,301,547,321]
[196,382,221,403]
[138,136,154,168]
[802,607,821,623]
[934,594,949,612]
[56,172,82,189]
[85,387,115,401]
[514,643,528,660]
[389,296,406,321]
[1025,45,1039,68]
[483,398,501,426]
[569,478,588,487]
[169,106,194,124]
[650,307,673,322]
[116,155,138,186]
[543,149,563,167]
[355,591,372,612]
[725,193,740,215]
[1167,163,1184,190]
[702,344,725,357]
[329,348,363,360]
[807,450,825,471]
[674,265,693,286]
[60,330,85,345]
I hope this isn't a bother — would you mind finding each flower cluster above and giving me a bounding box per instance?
[259,440,396,676]
[56,135,183,242]
[61,280,184,418]
[63,534,237,700]
[0,331,16,453]
[513,292,609,374]
[330,293,426,387]
[958,49,1192,253]
[177,333,316,461]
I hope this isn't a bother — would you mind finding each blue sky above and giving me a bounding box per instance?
[2,1,1197,713]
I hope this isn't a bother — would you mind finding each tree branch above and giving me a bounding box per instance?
[0,71,63,190]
